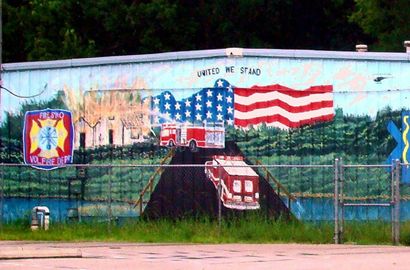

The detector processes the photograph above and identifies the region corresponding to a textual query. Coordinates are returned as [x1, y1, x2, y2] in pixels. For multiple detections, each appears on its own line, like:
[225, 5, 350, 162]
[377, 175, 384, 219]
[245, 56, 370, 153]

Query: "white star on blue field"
[151, 79, 234, 126]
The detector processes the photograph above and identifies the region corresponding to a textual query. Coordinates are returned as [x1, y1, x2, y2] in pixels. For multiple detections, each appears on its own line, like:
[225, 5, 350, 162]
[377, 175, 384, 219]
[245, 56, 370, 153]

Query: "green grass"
[1, 216, 406, 245]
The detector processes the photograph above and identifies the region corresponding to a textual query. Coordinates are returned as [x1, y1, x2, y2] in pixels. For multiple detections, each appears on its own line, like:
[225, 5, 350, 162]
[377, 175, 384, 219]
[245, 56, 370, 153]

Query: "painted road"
[0, 241, 409, 270]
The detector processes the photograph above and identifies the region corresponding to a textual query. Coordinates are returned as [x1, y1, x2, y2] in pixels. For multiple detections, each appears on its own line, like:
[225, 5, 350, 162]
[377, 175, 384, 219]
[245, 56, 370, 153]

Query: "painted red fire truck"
[205, 155, 260, 210]
[160, 122, 225, 151]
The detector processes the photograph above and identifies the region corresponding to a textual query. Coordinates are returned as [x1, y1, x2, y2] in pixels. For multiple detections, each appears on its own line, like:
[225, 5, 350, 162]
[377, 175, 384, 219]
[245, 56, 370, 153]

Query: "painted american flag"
[151, 79, 334, 129]
[151, 79, 234, 126]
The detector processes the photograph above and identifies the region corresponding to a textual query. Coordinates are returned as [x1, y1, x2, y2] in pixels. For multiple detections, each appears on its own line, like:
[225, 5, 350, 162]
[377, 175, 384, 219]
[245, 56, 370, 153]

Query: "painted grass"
[1, 216, 408, 245]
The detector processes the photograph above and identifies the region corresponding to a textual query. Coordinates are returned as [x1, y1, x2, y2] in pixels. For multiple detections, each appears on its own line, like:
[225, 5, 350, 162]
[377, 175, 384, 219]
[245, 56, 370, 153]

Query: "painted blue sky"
[2, 55, 410, 121]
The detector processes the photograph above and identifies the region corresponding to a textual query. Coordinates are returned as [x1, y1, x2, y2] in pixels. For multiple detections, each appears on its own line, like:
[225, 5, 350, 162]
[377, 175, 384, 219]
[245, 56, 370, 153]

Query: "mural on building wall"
[23, 108, 74, 170]
[56, 78, 335, 153]
[205, 155, 261, 210]
[1, 50, 410, 195]
[152, 79, 333, 151]
[64, 89, 152, 148]
[386, 111, 410, 183]
[0, 56, 407, 155]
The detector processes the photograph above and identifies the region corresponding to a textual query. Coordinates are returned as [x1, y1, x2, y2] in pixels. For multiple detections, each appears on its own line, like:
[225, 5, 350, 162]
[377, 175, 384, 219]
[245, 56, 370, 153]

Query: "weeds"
[2, 216, 401, 245]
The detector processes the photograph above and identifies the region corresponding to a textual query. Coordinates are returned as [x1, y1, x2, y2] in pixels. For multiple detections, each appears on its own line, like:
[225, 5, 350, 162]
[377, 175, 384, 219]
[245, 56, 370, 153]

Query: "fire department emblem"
[23, 109, 74, 170]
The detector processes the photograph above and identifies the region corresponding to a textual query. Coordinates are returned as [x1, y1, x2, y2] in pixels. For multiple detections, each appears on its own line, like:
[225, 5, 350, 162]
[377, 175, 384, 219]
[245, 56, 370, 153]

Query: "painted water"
[291, 197, 409, 221]
[1, 198, 139, 223]
[2, 197, 410, 222]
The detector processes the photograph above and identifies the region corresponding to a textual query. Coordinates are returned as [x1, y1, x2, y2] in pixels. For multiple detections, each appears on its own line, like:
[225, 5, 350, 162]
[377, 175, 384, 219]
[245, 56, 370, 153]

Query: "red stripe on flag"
[234, 100, 333, 113]
[234, 113, 335, 129]
[235, 85, 333, 98]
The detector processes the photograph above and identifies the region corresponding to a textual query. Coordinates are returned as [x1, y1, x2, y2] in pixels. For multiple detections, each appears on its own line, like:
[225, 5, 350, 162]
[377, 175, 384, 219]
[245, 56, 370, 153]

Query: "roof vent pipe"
[404, 41, 410, 53]
[356, 44, 368, 52]
[225, 48, 243, 58]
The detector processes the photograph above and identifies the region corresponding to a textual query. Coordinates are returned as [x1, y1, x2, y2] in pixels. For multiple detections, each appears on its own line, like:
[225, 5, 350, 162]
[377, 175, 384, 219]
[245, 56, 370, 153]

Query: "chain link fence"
[0, 160, 409, 244]
[0, 164, 159, 223]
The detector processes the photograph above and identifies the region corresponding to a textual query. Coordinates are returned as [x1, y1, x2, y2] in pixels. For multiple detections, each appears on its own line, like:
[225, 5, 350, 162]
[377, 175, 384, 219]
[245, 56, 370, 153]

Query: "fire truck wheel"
[189, 140, 198, 152]
[168, 140, 175, 147]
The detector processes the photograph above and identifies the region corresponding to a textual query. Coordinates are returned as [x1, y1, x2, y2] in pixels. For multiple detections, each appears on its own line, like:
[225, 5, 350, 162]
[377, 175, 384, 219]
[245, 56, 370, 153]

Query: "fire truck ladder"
[133, 148, 175, 215]
[253, 159, 297, 211]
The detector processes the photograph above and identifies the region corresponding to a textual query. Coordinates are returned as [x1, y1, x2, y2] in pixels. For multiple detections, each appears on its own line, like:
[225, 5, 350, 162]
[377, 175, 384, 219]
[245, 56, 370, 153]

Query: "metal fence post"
[391, 160, 395, 244]
[108, 166, 113, 231]
[218, 164, 222, 234]
[139, 194, 143, 215]
[334, 158, 340, 244]
[139, 168, 143, 216]
[394, 159, 401, 245]
[339, 158, 344, 244]
[0, 164, 4, 229]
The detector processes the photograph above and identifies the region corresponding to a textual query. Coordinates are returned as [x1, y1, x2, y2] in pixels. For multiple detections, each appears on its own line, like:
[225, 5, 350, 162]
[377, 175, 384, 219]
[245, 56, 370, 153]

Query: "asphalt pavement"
[0, 241, 409, 270]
